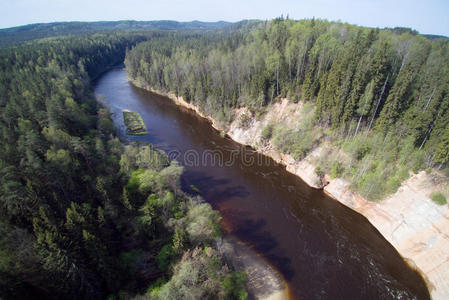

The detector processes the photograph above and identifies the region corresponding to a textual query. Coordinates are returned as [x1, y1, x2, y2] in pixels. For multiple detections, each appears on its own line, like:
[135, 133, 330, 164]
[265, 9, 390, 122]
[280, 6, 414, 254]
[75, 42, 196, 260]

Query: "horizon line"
[0, 18, 447, 38]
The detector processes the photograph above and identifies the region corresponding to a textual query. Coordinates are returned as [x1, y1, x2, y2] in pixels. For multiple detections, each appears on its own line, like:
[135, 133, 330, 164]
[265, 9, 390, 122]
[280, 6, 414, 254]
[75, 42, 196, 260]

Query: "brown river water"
[94, 67, 430, 300]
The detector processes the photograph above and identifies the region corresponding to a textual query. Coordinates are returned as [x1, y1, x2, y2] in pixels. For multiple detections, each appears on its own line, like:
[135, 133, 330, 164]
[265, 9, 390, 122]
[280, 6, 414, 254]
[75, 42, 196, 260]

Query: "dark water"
[95, 67, 429, 300]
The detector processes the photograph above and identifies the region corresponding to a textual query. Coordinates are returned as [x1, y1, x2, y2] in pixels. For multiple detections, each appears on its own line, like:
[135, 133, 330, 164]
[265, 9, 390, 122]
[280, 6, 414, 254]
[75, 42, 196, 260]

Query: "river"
[94, 66, 429, 299]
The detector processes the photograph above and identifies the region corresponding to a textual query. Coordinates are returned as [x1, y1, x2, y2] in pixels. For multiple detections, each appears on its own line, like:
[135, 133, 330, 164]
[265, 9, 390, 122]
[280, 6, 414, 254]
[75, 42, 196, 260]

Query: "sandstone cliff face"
[131, 79, 448, 299]
[225, 100, 323, 189]
[325, 174, 449, 299]
[226, 100, 449, 300]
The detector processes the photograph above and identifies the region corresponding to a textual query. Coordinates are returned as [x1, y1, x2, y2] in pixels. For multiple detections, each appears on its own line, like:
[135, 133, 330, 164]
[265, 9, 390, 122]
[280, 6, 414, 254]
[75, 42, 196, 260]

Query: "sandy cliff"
[131, 78, 448, 299]
[324, 174, 449, 299]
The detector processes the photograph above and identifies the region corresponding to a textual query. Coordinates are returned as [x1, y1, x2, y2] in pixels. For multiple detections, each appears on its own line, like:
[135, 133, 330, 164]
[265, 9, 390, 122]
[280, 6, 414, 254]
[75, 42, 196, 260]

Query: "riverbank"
[129, 76, 448, 299]
[223, 236, 289, 300]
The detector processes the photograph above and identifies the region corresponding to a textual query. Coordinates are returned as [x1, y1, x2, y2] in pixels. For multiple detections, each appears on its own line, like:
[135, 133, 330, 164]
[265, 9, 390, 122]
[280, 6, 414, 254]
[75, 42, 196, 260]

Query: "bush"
[291, 130, 315, 160]
[384, 167, 410, 195]
[341, 132, 428, 202]
[186, 203, 221, 245]
[120, 249, 142, 273]
[156, 247, 232, 299]
[356, 170, 385, 202]
[261, 124, 273, 140]
[156, 244, 175, 272]
[355, 142, 371, 160]
[271, 122, 320, 160]
[315, 166, 324, 178]
[238, 112, 252, 128]
[222, 271, 248, 300]
[330, 161, 344, 179]
[410, 151, 426, 173]
[98, 117, 114, 134]
[431, 192, 447, 205]
[272, 126, 294, 153]
[146, 278, 167, 298]
[344, 135, 374, 161]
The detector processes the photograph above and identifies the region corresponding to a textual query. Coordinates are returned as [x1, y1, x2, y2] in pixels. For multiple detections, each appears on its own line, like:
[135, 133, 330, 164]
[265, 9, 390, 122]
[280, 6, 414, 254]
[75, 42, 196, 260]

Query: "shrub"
[146, 277, 167, 297]
[410, 151, 426, 173]
[172, 227, 187, 254]
[355, 142, 371, 160]
[156, 246, 247, 299]
[356, 171, 385, 202]
[135, 145, 168, 171]
[189, 184, 202, 194]
[120, 249, 142, 273]
[238, 112, 252, 128]
[261, 124, 273, 140]
[271, 122, 319, 160]
[343, 135, 373, 161]
[98, 117, 114, 134]
[292, 130, 315, 160]
[186, 203, 221, 245]
[431, 192, 447, 205]
[156, 244, 175, 272]
[222, 271, 248, 300]
[315, 166, 324, 178]
[272, 126, 294, 153]
[330, 161, 344, 179]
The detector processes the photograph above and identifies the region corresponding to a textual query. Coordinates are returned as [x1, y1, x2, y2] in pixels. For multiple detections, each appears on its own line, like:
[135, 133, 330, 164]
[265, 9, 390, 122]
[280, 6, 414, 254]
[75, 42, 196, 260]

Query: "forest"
[0, 29, 246, 299]
[0, 20, 233, 47]
[125, 18, 449, 201]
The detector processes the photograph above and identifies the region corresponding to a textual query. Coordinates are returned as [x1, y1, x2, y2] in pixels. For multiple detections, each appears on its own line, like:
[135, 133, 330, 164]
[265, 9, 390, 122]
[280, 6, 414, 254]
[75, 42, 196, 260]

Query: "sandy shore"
[223, 236, 288, 300]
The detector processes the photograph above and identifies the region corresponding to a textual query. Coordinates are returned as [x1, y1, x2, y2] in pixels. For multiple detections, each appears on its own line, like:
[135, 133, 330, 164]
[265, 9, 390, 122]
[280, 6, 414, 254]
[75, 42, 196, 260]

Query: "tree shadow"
[180, 170, 231, 195]
[210, 185, 251, 203]
[231, 216, 295, 281]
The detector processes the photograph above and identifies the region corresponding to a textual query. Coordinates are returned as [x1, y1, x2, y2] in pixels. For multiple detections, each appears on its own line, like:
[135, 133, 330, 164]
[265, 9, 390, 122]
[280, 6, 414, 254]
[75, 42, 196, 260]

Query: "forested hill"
[0, 20, 235, 47]
[125, 18, 449, 201]
[0, 30, 246, 299]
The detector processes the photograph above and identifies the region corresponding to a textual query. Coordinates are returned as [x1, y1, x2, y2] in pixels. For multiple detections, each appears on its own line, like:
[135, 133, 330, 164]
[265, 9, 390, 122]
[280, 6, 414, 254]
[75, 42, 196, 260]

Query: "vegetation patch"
[123, 109, 147, 135]
[261, 123, 274, 140]
[330, 161, 344, 179]
[189, 184, 202, 194]
[431, 192, 447, 205]
[238, 112, 252, 128]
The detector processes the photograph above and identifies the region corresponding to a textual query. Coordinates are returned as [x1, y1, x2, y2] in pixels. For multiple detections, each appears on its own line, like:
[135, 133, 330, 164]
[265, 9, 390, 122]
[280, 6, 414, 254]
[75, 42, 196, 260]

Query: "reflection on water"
[95, 67, 430, 300]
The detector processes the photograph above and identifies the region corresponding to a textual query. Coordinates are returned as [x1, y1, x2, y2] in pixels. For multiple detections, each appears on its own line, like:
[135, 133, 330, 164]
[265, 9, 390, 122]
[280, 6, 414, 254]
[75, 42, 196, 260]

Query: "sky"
[1, 0, 448, 36]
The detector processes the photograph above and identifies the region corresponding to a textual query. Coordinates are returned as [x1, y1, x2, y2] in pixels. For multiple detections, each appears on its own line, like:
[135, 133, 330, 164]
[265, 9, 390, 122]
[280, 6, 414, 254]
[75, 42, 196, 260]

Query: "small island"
[123, 109, 147, 135]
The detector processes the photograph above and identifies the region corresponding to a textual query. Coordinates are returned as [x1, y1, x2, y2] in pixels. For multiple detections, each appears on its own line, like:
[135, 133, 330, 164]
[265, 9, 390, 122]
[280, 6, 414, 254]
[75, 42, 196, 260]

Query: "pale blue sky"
[1, 0, 448, 36]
